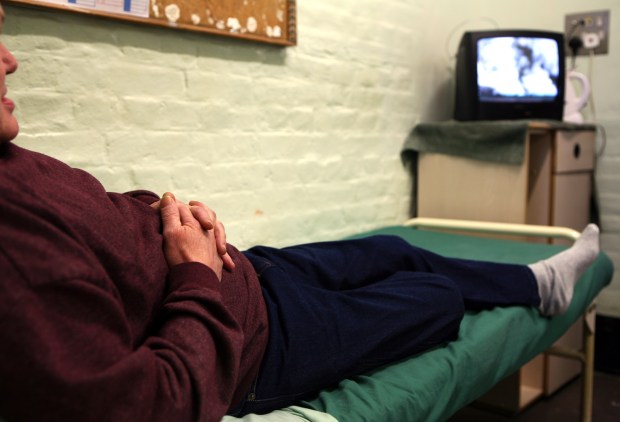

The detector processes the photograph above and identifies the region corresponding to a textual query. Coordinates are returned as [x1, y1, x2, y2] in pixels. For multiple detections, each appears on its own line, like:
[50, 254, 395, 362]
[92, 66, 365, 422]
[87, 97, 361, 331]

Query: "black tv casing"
[454, 29, 565, 121]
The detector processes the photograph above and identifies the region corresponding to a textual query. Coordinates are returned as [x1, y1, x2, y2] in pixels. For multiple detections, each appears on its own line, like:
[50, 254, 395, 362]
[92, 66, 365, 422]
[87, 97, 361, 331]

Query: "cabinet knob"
[573, 143, 581, 159]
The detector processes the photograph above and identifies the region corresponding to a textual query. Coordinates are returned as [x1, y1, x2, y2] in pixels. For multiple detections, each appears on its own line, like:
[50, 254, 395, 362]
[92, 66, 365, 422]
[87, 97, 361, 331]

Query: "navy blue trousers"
[234, 235, 540, 415]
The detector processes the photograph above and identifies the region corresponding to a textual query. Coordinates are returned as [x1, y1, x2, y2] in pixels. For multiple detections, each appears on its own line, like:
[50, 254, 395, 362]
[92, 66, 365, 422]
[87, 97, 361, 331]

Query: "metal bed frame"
[403, 218, 595, 422]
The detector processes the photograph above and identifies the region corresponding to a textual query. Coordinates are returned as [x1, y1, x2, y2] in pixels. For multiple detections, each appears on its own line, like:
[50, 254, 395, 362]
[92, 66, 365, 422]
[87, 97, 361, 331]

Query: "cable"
[568, 36, 583, 70]
[445, 16, 500, 62]
[566, 19, 585, 70]
[595, 123, 607, 158]
[587, 49, 597, 121]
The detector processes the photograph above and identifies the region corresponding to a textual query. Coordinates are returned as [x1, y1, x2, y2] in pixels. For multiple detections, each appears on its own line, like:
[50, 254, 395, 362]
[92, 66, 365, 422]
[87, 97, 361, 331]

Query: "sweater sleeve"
[123, 190, 161, 205]
[0, 254, 244, 422]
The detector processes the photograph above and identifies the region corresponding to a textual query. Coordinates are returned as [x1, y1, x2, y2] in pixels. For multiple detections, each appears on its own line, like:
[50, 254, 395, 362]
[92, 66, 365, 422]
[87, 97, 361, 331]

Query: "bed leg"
[581, 303, 596, 422]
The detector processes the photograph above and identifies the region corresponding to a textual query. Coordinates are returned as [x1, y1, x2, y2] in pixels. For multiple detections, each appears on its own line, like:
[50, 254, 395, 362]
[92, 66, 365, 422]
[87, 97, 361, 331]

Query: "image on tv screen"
[477, 36, 559, 102]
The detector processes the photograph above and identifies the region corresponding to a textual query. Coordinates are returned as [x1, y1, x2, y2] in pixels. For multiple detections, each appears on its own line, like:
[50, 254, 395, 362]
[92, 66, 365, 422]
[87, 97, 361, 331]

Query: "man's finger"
[177, 201, 199, 227]
[214, 221, 227, 255]
[222, 252, 235, 271]
[188, 200, 205, 208]
[159, 193, 180, 230]
[189, 205, 215, 230]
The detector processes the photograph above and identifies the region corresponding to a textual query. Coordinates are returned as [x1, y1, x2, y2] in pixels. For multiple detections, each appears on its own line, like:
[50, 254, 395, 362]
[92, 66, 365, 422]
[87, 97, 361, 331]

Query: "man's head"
[0, 3, 19, 144]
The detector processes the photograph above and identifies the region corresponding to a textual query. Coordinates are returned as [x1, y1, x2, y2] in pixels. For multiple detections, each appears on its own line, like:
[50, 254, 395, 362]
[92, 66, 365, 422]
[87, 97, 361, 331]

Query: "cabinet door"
[545, 129, 595, 396]
[552, 172, 592, 231]
[417, 152, 529, 222]
[417, 130, 553, 229]
[553, 130, 596, 173]
[551, 129, 595, 234]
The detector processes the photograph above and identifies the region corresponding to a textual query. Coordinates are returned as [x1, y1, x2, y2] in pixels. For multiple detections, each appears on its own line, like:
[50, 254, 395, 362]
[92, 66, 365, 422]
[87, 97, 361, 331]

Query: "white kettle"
[563, 70, 591, 124]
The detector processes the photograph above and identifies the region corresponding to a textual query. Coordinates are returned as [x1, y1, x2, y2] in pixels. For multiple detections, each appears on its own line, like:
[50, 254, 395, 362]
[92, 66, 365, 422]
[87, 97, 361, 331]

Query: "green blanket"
[303, 226, 613, 422]
[401, 120, 597, 165]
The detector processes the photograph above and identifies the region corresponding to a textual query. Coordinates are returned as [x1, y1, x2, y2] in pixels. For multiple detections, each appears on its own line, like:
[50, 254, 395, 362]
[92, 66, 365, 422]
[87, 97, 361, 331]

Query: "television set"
[453, 30, 565, 121]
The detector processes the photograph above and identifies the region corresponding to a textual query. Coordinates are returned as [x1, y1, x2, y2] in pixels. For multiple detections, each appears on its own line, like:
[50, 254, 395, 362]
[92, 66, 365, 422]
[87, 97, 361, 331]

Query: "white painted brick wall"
[4, 1, 417, 251]
[4, 0, 620, 315]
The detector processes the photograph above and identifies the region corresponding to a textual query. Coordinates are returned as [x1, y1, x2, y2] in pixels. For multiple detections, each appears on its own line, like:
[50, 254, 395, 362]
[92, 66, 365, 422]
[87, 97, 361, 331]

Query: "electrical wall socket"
[564, 10, 610, 56]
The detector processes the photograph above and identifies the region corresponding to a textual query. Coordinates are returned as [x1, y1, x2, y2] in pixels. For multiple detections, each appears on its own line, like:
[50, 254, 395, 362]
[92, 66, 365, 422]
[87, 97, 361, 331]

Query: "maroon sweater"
[0, 142, 268, 421]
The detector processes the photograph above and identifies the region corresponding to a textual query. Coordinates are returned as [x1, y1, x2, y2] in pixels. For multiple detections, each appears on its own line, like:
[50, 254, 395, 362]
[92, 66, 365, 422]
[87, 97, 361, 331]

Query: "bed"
[224, 218, 614, 422]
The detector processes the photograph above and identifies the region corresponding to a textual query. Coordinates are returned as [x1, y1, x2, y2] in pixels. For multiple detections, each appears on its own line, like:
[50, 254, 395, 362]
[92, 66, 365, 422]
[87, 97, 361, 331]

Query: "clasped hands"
[151, 192, 234, 281]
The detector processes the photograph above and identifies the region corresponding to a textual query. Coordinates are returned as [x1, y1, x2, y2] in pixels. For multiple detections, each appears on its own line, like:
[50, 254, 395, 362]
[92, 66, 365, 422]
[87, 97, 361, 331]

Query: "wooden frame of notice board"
[5, 0, 297, 46]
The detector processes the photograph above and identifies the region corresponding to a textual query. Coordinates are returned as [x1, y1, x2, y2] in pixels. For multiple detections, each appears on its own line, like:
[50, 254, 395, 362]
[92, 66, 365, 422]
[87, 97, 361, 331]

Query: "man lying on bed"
[0, 4, 601, 422]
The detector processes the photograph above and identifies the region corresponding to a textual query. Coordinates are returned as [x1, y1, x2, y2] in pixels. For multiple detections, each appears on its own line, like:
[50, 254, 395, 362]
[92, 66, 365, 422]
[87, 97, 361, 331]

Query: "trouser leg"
[246, 234, 540, 310]
[238, 235, 540, 415]
[239, 263, 464, 415]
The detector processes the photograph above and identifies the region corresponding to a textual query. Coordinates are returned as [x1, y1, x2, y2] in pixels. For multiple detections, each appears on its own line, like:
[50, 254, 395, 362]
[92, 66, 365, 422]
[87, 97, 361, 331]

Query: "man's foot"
[529, 224, 600, 316]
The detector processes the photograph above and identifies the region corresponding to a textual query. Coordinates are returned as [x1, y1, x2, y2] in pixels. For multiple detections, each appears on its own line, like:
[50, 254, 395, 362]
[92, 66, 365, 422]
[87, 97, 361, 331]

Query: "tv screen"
[477, 36, 560, 102]
[454, 30, 565, 121]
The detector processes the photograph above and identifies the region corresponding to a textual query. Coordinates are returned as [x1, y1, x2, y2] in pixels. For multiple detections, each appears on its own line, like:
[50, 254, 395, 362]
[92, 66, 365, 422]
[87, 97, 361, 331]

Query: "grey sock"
[529, 224, 600, 316]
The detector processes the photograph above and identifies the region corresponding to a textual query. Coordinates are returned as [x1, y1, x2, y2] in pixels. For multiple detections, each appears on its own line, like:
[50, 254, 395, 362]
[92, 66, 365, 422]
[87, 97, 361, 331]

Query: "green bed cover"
[300, 226, 614, 422]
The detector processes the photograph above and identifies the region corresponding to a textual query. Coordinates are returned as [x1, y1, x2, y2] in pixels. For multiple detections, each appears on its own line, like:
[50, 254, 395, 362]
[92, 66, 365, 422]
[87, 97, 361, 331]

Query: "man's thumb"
[161, 192, 176, 207]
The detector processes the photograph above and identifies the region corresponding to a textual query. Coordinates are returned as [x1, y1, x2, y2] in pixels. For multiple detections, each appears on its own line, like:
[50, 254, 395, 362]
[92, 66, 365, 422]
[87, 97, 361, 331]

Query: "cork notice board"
[6, 0, 297, 46]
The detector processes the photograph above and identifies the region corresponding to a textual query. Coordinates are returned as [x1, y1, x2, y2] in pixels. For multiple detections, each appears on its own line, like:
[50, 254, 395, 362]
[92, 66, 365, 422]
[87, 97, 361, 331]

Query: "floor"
[449, 371, 620, 421]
